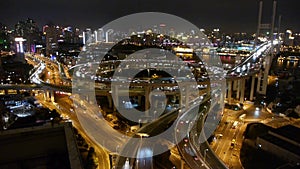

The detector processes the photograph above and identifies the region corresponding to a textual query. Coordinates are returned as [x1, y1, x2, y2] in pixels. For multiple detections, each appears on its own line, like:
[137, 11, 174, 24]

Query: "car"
[232, 121, 239, 129]
[225, 103, 243, 111]
[287, 56, 299, 61]
[230, 139, 236, 148]
[193, 156, 200, 161]
[184, 138, 189, 143]
[215, 134, 223, 139]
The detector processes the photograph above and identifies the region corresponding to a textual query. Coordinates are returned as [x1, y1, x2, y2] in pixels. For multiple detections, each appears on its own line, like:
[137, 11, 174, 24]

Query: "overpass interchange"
[14, 39, 280, 169]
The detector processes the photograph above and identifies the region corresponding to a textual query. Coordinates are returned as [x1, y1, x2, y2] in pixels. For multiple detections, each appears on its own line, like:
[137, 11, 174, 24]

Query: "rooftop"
[271, 125, 300, 143]
[0, 122, 83, 169]
[259, 134, 300, 156]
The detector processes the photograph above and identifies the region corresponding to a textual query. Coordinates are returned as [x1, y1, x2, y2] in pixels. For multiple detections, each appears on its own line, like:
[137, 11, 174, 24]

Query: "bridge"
[2, 39, 279, 169]
[110, 40, 279, 169]
[41, 41, 279, 105]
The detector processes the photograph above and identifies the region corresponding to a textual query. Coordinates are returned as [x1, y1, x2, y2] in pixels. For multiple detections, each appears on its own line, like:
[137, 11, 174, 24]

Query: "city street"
[210, 102, 275, 169]
[35, 94, 110, 169]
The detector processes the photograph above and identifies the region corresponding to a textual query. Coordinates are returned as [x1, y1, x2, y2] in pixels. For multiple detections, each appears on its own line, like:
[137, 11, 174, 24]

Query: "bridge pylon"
[255, 0, 277, 95]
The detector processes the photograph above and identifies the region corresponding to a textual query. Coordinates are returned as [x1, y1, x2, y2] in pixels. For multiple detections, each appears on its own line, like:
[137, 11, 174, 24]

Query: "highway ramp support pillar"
[236, 79, 241, 100]
[227, 81, 232, 104]
[250, 75, 256, 101]
[239, 79, 245, 103]
[50, 90, 55, 102]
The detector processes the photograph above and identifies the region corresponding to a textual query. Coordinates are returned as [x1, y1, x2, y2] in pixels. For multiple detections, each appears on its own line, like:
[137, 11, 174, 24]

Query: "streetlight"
[136, 159, 139, 169]
[116, 145, 120, 153]
[203, 149, 208, 163]
[153, 110, 157, 120]
[138, 119, 142, 128]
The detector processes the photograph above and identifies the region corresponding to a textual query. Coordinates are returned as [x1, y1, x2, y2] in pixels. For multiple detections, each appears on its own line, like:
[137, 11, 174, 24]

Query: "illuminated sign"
[15, 37, 26, 42]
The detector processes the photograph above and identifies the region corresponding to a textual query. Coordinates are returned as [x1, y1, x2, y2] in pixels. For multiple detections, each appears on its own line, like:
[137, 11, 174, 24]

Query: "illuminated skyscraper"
[0, 23, 10, 51]
[284, 30, 294, 46]
[14, 37, 26, 63]
[14, 18, 41, 53]
[43, 24, 60, 56]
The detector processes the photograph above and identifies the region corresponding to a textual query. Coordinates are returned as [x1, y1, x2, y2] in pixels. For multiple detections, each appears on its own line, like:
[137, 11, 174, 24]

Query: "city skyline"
[0, 0, 300, 33]
[1, 1, 300, 169]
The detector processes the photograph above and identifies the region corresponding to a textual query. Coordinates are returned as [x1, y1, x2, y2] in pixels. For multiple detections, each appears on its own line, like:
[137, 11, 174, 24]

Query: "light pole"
[136, 159, 139, 169]
[153, 110, 157, 120]
[138, 119, 141, 128]
[116, 145, 119, 153]
[204, 149, 208, 163]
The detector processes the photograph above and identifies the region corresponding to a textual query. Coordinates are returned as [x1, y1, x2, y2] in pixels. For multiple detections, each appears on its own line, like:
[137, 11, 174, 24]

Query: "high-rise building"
[43, 24, 60, 56]
[0, 23, 10, 52]
[14, 37, 26, 63]
[62, 26, 81, 44]
[284, 30, 294, 46]
[14, 18, 41, 53]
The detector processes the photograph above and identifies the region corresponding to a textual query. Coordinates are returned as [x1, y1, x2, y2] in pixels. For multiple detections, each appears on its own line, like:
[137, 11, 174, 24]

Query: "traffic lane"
[175, 104, 212, 169]
[36, 95, 110, 169]
[114, 138, 153, 169]
[230, 124, 247, 169]
[71, 116, 110, 169]
[60, 103, 110, 169]
[116, 136, 177, 169]
[75, 104, 127, 151]
[214, 121, 231, 156]
[178, 140, 206, 169]
[114, 105, 188, 168]
[199, 142, 227, 169]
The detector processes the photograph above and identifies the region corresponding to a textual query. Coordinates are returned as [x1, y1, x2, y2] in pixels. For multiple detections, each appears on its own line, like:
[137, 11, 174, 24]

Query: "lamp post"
[136, 159, 139, 169]
[116, 145, 119, 153]
[204, 149, 209, 163]
[138, 119, 142, 128]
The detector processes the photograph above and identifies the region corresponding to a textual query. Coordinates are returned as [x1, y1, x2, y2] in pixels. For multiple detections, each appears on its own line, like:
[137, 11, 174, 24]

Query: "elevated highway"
[14, 40, 280, 169]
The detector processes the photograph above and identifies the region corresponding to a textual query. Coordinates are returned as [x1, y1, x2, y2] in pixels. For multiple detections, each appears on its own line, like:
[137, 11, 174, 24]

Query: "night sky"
[0, 0, 299, 33]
